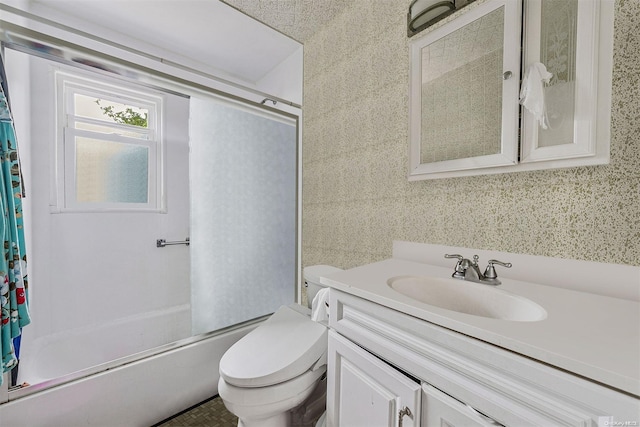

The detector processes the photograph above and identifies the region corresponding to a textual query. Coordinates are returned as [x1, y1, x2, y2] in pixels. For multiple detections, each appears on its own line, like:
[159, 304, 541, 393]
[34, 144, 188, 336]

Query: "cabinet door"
[408, 0, 522, 180]
[422, 383, 503, 427]
[327, 330, 421, 427]
[520, 0, 614, 166]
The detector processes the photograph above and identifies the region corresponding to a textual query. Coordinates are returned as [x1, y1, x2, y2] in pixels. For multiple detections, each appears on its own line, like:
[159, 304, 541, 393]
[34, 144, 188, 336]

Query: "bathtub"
[18, 304, 193, 385]
[0, 306, 259, 426]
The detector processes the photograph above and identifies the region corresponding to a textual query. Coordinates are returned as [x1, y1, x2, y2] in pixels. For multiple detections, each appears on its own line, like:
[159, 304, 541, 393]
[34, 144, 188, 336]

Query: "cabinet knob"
[398, 406, 412, 426]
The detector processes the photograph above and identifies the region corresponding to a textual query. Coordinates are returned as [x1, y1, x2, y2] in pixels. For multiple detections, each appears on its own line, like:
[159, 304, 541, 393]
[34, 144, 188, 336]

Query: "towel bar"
[156, 238, 190, 248]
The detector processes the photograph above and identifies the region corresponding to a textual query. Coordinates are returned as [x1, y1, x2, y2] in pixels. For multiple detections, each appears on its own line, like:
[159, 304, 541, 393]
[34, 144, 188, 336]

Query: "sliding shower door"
[3, 48, 299, 395]
[189, 97, 298, 334]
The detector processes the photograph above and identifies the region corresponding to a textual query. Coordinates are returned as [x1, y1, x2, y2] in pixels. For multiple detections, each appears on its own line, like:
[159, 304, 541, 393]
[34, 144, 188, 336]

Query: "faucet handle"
[444, 254, 465, 278]
[483, 259, 512, 280]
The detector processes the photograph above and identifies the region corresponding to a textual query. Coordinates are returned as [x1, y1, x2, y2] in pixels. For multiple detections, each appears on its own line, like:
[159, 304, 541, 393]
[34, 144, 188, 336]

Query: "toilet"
[218, 265, 343, 427]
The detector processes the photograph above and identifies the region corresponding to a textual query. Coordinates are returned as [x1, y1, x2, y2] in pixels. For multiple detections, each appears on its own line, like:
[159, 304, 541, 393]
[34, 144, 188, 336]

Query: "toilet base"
[237, 412, 290, 427]
[291, 377, 327, 427]
[224, 376, 327, 427]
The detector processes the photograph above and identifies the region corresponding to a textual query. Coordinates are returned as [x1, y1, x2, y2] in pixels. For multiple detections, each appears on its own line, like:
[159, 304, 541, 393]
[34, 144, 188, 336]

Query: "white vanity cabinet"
[327, 330, 421, 427]
[326, 289, 639, 427]
[422, 384, 502, 427]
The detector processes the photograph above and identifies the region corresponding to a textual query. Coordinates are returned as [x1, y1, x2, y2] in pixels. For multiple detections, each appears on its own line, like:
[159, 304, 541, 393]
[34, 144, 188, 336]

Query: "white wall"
[7, 52, 192, 341]
[257, 46, 304, 107]
[3, 48, 32, 277]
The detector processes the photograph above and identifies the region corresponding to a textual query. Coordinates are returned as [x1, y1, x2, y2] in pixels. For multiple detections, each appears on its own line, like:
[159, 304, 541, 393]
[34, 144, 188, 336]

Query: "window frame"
[54, 71, 165, 213]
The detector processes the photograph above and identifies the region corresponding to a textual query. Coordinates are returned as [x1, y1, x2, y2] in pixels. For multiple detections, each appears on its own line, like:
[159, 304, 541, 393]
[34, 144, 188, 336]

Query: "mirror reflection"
[419, 6, 505, 164]
[537, 0, 578, 148]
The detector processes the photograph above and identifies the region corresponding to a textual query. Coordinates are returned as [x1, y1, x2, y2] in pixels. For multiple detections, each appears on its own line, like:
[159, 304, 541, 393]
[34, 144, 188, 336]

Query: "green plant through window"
[95, 99, 148, 127]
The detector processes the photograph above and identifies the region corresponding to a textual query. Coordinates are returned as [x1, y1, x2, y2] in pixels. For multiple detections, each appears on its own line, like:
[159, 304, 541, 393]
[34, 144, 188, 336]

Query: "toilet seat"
[219, 305, 327, 388]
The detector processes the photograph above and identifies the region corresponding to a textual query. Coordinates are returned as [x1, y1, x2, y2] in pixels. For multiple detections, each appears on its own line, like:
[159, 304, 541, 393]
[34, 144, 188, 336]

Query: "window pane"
[75, 137, 149, 203]
[74, 93, 149, 128]
[75, 121, 149, 139]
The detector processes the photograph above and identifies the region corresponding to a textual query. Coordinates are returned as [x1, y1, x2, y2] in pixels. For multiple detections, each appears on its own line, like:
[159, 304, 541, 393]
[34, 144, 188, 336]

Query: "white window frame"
[54, 71, 165, 212]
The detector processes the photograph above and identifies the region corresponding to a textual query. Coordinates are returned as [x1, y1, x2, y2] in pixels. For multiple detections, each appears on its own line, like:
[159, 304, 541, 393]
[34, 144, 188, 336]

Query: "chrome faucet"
[444, 254, 512, 286]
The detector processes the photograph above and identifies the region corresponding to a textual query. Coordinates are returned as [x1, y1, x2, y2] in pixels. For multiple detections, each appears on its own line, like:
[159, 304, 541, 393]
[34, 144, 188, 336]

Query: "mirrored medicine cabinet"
[408, 0, 614, 181]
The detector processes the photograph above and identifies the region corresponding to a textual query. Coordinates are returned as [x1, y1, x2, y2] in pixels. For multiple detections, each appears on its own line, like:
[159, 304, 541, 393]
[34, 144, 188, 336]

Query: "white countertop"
[321, 257, 640, 397]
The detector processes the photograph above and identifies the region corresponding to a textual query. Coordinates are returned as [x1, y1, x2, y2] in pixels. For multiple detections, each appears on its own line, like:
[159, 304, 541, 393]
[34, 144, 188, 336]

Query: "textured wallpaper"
[301, 0, 640, 272]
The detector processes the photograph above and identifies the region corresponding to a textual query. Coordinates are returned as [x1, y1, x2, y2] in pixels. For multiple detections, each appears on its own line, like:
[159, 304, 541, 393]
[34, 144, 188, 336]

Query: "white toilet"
[218, 265, 343, 427]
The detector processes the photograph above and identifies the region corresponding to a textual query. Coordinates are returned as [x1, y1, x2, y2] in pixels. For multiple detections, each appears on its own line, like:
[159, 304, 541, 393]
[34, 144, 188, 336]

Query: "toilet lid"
[219, 305, 327, 388]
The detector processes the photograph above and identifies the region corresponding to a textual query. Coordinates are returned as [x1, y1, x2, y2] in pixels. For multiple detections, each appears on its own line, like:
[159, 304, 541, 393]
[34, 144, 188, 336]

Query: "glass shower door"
[189, 96, 298, 334]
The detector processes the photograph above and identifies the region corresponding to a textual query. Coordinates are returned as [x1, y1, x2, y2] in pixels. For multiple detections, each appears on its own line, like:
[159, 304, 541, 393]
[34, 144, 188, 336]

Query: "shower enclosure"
[190, 96, 297, 334]
[1, 48, 299, 405]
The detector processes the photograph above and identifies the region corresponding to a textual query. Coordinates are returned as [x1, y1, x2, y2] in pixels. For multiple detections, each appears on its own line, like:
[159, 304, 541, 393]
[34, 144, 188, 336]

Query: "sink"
[387, 276, 547, 321]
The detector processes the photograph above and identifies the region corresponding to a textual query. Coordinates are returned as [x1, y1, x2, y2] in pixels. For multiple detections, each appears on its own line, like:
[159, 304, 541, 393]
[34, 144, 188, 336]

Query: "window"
[56, 72, 164, 211]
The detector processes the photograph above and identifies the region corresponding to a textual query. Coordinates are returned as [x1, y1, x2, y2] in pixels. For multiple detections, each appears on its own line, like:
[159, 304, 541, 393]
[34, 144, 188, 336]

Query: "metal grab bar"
[156, 237, 190, 248]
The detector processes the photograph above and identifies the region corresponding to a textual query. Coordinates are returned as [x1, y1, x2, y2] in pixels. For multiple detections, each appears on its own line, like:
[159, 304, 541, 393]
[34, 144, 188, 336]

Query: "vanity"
[321, 242, 640, 426]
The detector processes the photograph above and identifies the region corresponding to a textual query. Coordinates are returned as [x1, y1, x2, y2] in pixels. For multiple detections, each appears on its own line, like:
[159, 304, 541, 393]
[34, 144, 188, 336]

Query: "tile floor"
[156, 396, 237, 427]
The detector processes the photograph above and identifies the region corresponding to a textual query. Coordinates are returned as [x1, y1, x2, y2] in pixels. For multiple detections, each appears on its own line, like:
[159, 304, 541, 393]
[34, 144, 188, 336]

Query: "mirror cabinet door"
[520, 0, 609, 164]
[409, 0, 522, 180]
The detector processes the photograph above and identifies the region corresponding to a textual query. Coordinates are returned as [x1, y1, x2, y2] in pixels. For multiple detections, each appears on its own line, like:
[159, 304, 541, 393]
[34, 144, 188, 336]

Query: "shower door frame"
[0, 23, 302, 403]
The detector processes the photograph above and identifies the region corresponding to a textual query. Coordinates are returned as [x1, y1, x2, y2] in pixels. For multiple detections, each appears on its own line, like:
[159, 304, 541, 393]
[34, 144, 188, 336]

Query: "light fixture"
[408, 0, 475, 37]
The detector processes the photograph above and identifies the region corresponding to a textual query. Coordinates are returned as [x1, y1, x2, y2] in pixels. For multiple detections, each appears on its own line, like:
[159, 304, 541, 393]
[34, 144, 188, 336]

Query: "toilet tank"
[303, 265, 343, 308]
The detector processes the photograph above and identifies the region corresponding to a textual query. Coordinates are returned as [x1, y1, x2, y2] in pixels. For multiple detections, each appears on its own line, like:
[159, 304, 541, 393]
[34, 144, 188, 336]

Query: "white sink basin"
[387, 276, 547, 321]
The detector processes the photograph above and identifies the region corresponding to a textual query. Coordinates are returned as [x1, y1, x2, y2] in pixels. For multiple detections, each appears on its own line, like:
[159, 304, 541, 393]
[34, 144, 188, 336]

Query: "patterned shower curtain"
[0, 54, 30, 386]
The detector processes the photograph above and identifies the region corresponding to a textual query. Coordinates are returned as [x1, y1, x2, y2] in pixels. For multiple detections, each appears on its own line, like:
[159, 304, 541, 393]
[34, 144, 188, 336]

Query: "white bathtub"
[0, 307, 259, 426]
[18, 305, 193, 385]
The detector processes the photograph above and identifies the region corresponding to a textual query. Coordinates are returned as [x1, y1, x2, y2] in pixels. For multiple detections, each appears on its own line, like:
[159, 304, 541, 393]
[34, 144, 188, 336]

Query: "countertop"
[321, 257, 640, 397]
